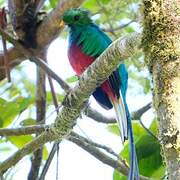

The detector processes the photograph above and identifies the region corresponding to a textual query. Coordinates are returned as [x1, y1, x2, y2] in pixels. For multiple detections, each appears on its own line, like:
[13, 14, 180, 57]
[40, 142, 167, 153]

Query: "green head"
[62, 8, 92, 26]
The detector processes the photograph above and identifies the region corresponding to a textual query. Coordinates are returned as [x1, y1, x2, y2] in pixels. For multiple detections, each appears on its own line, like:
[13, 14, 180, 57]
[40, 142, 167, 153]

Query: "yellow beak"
[59, 20, 65, 28]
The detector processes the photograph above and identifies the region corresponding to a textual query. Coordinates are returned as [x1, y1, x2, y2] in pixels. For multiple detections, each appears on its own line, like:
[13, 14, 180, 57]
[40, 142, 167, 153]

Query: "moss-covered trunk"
[143, 0, 180, 179]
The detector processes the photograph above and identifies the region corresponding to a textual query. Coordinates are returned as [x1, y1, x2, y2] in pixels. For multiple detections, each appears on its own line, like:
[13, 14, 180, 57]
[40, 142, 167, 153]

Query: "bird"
[62, 8, 139, 180]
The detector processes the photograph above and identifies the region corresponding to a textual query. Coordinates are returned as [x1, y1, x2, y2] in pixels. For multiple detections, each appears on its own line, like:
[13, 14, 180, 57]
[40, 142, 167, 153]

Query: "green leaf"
[0, 97, 34, 127]
[46, 91, 64, 104]
[112, 121, 165, 179]
[125, 26, 135, 33]
[100, 0, 110, 4]
[149, 119, 158, 134]
[49, 0, 58, 8]
[8, 135, 33, 148]
[113, 170, 126, 180]
[0, 98, 20, 127]
[66, 75, 78, 83]
[107, 124, 120, 136]
[139, 78, 151, 94]
[20, 118, 37, 126]
[83, 0, 99, 11]
[136, 135, 164, 177]
[57, 94, 65, 102]
[0, 0, 5, 6]
[43, 146, 49, 160]
[15, 96, 34, 112]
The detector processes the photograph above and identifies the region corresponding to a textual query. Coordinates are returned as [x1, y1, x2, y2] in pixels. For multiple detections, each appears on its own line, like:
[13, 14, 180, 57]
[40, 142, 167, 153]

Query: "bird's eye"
[74, 15, 80, 21]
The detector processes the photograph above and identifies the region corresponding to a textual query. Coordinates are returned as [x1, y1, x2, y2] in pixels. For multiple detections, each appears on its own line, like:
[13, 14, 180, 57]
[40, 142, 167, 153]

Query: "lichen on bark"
[142, 0, 180, 178]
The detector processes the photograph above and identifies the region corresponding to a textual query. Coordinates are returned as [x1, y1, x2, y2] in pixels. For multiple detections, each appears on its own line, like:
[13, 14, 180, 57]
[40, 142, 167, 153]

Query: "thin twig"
[139, 119, 158, 140]
[48, 76, 59, 109]
[38, 141, 59, 180]
[30, 57, 70, 92]
[70, 132, 119, 158]
[28, 52, 47, 180]
[68, 132, 149, 180]
[102, 20, 135, 32]
[85, 102, 152, 123]
[39, 59, 61, 180]
[131, 102, 152, 120]
[2, 38, 11, 82]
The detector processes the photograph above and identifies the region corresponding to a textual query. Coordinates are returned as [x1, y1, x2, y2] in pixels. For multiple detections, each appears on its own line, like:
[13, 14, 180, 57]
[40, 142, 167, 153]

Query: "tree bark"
[143, 0, 180, 179]
[28, 52, 47, 180]
[0, 0, 85, 81]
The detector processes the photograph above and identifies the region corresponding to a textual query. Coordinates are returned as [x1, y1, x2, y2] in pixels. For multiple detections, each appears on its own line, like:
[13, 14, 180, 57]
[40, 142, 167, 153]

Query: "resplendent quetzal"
[62, 8, 139, 180]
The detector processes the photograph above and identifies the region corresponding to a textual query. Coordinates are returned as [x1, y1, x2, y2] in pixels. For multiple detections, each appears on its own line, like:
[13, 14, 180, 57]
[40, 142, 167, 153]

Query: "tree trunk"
[143, 0, 180, 179]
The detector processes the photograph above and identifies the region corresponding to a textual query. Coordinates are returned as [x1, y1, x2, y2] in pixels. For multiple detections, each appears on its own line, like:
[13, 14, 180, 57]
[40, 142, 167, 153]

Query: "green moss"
[142, 0, 179, 72]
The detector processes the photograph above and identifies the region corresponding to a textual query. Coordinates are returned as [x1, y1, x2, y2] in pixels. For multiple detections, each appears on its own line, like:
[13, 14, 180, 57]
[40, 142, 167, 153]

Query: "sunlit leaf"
[83, 0, 99, 11]
[15, 96, 34, 112]
[0, 98, 20, 127]
[100, 0, 111, 4]
[113, 170, 126, 180]
[47, 91, 64, 104]
[0, 96, 34, 128]
[107, 124, 120, 136]
[57, 94, 65, 102]
[49, 0, 58, 8]
[43, 146, 49, 160]
[20, 118, 37, 126]
[112, 121, 165, 179]
[66, 75, 78, 83]
[8, 135, 33, 148]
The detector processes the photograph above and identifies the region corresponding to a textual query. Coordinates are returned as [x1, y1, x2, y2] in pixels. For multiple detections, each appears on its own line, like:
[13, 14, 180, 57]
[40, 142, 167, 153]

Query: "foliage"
[108, 120, 166, 179]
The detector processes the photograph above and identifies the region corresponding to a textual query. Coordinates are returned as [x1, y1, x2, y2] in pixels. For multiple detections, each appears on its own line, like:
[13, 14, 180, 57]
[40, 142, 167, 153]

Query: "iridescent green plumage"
[63, 8, 111, 56]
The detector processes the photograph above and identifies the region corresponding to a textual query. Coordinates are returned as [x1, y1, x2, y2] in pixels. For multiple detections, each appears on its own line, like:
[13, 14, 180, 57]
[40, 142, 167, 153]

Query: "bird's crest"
[63, 8, 92, 26]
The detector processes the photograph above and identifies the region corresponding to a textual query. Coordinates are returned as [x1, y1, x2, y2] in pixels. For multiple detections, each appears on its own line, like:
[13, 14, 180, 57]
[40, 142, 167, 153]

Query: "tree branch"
[0, 0, 85, 81]
[28, 51, 47, 180]
[0, 28, 70, 92]
[85, 102, 152, 123]
[0, 32, 142, 173]
[8, 0, 26, 39]
[68, 132, 129, 176]
[0, 130, 55, 174]
[29, 57, 70, 92]
[36, 0, 85, 48]
[0, 125, 47, 136]
[68, 132, 149, 180]
[102, 20, 135, 33]
[70, 132, 119, 158]
[131, 102, 152, 120]
[38, 141, 60, 180]
[0, 47, 24, 80]
[38, 57, 62, 180]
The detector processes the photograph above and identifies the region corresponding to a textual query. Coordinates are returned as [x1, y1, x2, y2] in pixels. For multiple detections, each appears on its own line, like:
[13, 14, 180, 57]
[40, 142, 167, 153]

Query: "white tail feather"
[112, 91, 128, 143]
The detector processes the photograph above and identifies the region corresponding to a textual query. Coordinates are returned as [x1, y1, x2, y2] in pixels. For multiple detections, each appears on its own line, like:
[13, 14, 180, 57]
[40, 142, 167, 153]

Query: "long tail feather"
[113, 92, 139, 180]
[127, 115, 139, 180]
[112, 92, 127, 143]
